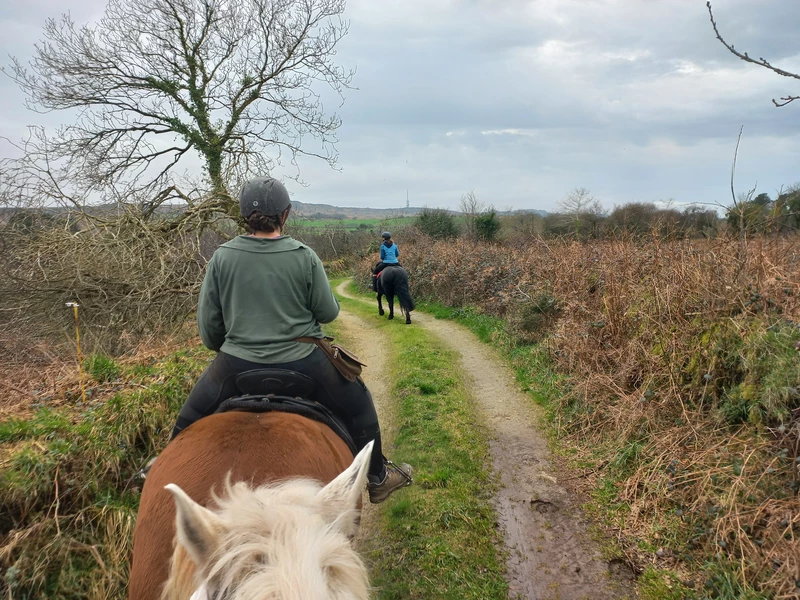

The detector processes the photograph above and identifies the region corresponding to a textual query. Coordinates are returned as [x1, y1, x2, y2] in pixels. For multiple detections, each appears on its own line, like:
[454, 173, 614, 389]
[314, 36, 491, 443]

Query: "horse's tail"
[399, 289, 415, 312]
[397, 274, 415, 312]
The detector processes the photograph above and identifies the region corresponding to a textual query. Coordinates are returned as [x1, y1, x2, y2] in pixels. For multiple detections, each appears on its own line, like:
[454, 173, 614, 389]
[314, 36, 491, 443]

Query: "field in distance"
[289, 215, 416, 230]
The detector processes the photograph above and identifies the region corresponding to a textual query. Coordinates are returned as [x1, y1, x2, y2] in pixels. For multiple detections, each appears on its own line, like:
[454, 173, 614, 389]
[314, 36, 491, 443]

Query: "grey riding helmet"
[381, 231, 392, 240]
[239, 177, 291, 218]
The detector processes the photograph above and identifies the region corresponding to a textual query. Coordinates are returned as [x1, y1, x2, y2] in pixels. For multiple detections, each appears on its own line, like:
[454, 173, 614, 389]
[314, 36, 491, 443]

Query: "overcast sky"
[1, 0, 799, 212]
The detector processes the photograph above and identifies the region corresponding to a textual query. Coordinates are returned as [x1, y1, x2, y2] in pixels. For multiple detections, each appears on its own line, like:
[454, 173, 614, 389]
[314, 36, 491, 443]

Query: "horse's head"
[164, 442, 373, 600]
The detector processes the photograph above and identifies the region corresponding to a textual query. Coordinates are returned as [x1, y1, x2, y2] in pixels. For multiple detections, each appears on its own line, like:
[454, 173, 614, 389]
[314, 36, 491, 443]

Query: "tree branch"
[707, 2, 800, 107]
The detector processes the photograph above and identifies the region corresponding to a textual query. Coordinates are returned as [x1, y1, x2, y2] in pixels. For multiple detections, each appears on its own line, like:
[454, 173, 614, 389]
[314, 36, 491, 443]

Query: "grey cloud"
[2, 0, 799, 212]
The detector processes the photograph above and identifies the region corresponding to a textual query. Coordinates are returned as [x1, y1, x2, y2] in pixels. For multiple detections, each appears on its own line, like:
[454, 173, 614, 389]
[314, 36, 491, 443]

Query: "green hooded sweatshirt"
[197, 235, 339, 364]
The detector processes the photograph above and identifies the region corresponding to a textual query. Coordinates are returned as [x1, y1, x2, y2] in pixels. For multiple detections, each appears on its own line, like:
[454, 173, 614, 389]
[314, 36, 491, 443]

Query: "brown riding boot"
[367, 461, 413, 504]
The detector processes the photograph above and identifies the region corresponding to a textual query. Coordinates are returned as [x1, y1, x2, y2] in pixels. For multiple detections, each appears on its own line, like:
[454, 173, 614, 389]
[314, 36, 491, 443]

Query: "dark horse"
[375, 265, 415, 324]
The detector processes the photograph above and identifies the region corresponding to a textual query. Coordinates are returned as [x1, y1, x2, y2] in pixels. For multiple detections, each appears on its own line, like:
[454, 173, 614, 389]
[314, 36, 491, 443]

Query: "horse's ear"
[165, 484, 224, 569]
[316, 441, 373, 533]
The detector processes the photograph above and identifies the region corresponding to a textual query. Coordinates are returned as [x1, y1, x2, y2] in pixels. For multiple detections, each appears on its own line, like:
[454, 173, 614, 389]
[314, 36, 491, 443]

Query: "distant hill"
[290, 201, 548, 219]
[497, 208, 548, 217]
[1, 202, 548, 221]
[290, 201, 423, 219]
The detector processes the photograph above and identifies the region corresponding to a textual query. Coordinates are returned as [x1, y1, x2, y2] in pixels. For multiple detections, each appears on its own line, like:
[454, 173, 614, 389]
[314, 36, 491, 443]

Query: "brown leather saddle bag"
[295, 336, 366, 382]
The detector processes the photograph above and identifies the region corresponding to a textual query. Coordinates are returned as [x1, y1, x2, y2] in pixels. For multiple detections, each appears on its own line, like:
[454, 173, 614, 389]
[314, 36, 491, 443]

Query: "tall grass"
[365, 235, 800, 598]
[0, 348, 210, 599]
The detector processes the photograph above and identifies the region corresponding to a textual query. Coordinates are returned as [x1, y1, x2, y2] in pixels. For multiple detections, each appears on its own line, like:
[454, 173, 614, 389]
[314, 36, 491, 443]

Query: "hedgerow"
[363, 235, 800, 597]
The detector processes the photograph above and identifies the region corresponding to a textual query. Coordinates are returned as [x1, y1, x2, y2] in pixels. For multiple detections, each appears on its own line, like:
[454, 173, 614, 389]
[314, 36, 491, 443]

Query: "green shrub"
[474, 209, 500, 242]
[685, 320, 800, 425]
[84, 354, 121, 383]
[416, 208, 460, 239]
[510, 293, 561, 341]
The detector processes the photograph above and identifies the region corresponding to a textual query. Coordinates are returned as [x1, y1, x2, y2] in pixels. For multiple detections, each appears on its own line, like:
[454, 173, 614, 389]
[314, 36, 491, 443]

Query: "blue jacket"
[380, 242, 399, 264]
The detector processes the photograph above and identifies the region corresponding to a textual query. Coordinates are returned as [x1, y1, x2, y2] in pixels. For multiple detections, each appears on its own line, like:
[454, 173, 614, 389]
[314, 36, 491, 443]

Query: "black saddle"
[214, 369, 356, 454]
[235, 368, 316, 397]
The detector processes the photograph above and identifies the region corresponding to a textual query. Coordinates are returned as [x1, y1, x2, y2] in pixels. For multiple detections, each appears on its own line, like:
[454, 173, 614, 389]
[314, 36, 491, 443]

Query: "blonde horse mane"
[161, 545, 196, 600]
[160, 446, 372, 600]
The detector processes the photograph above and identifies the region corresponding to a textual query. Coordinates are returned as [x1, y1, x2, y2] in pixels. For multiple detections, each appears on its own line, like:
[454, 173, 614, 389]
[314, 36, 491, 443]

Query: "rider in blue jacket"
[380, 232, 399, 265]
[372, 232, 400, 289]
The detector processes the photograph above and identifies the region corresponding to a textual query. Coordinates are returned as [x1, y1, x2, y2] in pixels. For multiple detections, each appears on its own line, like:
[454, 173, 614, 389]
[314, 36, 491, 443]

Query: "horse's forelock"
[216, 477, 324, 514]
[167, 478, 369, 600]
[212, 526, 368, 600]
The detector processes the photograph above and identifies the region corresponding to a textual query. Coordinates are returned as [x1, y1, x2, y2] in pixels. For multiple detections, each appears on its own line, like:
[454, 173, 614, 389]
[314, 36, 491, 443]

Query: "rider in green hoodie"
[172, 177, 413, 504]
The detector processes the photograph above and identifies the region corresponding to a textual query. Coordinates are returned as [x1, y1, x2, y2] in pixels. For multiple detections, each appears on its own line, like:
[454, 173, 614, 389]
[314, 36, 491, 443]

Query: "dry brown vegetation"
[0, 206, 389, 415]
[366, 234, 800, 598]
[0, 327, 207, 599]
[0, 211, 215, 352]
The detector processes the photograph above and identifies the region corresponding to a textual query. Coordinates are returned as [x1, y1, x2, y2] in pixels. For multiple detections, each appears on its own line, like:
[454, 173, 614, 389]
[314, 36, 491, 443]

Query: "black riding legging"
[374, 261, 401, 275]
[172, 348, 386, 480]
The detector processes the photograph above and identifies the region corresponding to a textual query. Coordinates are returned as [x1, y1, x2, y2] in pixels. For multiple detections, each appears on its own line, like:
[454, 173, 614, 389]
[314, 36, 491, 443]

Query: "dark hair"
[246, 210, 285, 234]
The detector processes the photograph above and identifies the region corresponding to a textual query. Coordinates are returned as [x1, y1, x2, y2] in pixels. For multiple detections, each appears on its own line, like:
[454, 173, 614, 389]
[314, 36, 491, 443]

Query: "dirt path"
[337, 281, 633, 600]
[328, 307, 395, 553]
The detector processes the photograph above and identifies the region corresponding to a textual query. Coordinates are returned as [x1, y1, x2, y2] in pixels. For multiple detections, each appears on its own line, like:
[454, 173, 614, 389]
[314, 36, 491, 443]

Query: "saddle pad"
[215, 395, 357, 455]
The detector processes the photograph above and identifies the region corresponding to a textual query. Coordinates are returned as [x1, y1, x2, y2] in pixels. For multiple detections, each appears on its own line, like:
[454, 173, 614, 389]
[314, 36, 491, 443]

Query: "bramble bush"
[360, 234, 800, 597]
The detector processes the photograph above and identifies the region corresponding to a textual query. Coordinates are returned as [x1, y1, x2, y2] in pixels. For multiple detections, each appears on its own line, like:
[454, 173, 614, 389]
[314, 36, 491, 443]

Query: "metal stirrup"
[385, 460, 413, 483]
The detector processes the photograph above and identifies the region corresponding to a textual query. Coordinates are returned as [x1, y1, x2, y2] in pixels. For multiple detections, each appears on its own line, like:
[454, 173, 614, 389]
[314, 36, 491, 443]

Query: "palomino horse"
[375, 265, 415, 324]
[128, 411, 373, 600]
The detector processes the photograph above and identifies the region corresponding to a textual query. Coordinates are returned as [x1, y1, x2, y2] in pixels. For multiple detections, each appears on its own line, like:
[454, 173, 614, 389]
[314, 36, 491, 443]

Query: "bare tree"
[0, 0, 355, 356]
[707, 2, 799, 107]
[459, 190, 485, 240]
[2, 0, 352, 220]
[559, 187, 605, 239]
[559, 187, 594, 215]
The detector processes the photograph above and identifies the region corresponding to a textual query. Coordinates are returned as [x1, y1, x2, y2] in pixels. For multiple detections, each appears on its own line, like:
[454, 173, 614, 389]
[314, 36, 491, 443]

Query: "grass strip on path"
[333, 281, 508, 600]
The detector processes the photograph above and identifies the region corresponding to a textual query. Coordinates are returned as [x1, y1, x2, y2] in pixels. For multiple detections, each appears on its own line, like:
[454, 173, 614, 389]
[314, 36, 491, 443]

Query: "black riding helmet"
[239, 177, 291, 218]
[381, 231, 392, 240]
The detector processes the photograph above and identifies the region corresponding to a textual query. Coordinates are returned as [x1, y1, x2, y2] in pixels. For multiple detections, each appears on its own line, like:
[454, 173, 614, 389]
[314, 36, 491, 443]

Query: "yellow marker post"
[66, 302, 87, 404]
